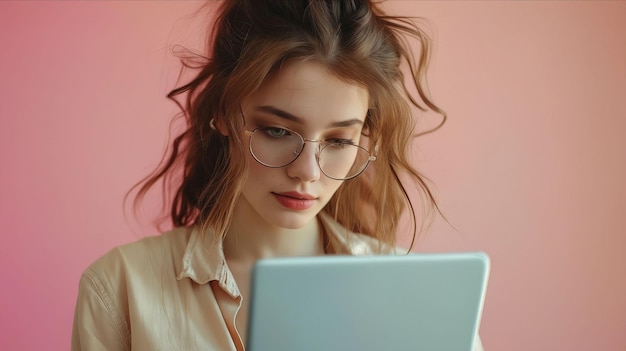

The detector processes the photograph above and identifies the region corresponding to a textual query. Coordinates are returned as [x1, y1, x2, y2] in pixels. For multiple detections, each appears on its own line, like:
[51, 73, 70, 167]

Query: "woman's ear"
[210, 118, 228, 136]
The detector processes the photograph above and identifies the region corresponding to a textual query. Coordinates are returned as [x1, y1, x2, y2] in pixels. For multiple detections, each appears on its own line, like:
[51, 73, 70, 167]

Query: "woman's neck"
[222, 200, 324, 264]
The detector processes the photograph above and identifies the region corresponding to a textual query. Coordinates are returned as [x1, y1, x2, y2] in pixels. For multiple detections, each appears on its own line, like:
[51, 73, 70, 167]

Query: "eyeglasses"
[243, 125, 376, 180]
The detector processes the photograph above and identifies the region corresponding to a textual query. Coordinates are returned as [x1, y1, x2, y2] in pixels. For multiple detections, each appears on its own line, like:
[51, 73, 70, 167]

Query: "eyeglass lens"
[248, 127, 372, 180]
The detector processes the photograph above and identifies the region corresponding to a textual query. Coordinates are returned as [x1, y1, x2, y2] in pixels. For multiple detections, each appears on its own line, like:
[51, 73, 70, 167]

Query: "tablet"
[246, 252, 489, 351]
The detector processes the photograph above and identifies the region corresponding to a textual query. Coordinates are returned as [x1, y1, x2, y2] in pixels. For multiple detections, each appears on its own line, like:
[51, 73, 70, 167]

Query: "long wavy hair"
[131, 0, 445, 251]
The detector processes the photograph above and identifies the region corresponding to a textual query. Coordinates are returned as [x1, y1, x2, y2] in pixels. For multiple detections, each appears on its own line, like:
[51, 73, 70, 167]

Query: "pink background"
[1, 1, 625, 350]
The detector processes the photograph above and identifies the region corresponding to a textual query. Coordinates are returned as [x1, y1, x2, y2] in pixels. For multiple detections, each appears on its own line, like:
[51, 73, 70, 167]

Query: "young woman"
[72, 1, 484, 350]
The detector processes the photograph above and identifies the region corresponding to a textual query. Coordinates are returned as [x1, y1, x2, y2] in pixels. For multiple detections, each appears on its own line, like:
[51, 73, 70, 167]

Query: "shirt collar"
[176, 226, 241, 297]
[175, 212, 383, 296]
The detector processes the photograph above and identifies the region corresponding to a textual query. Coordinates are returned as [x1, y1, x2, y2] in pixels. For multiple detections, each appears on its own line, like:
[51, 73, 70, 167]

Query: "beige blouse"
[71, 213, 484, 350]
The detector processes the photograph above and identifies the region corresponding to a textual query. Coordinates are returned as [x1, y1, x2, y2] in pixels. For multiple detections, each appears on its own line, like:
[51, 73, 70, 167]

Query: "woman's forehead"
[242, 61, 369, 126]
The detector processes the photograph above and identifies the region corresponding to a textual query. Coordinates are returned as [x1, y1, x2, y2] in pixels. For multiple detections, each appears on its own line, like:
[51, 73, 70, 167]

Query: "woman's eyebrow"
[255, 105, 302, 123]
[330, 119, 363, 128]
[254, 105, 364, 128]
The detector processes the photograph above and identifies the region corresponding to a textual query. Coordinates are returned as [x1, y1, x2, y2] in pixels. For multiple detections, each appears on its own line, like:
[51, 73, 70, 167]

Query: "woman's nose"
[286, 142, 321, 182]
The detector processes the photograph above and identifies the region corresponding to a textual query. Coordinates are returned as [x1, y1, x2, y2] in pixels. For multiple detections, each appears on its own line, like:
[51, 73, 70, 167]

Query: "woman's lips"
[272, 192, 316, 210]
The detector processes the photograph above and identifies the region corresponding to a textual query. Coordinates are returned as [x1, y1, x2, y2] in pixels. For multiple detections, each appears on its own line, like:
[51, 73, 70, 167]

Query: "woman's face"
[237, 60, 369, 230]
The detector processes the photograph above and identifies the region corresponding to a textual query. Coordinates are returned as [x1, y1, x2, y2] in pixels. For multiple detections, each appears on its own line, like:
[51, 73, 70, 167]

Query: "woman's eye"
[261, 127, 290, 138]
[327, 138, 356, 145]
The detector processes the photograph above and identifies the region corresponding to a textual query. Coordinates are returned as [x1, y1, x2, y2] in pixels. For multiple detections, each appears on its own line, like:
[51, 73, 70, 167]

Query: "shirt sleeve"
[71, 269, 130, 351]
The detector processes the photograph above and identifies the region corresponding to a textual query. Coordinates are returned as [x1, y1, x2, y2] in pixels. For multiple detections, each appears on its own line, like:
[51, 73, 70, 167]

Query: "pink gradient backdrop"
[1, 1, 624, 350]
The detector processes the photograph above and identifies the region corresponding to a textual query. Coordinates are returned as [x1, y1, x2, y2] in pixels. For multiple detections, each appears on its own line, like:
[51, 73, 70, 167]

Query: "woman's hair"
[131, 0, 445, 250]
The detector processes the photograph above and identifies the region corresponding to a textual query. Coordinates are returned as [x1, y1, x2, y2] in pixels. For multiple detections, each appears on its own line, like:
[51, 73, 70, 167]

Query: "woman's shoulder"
[318, 212, 406, 255]
[82, 227, 193, 281]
